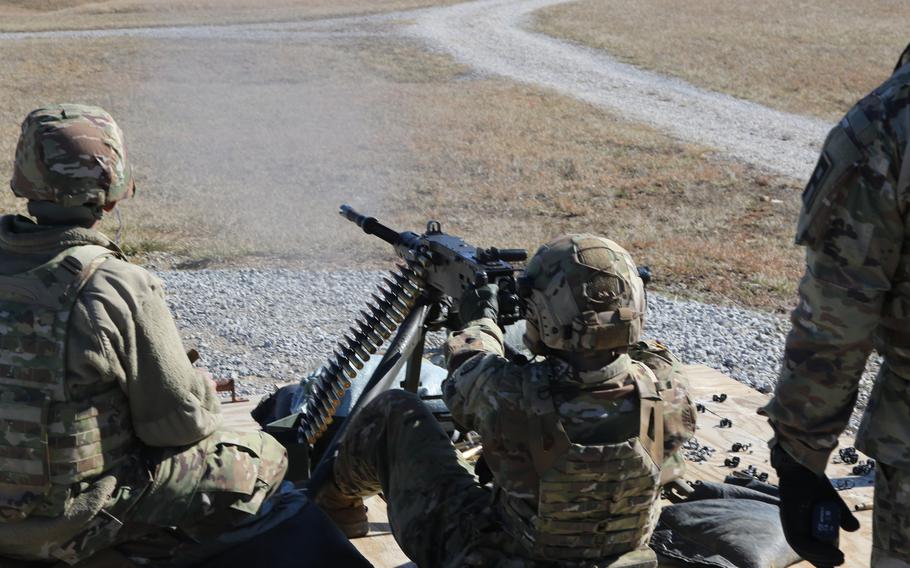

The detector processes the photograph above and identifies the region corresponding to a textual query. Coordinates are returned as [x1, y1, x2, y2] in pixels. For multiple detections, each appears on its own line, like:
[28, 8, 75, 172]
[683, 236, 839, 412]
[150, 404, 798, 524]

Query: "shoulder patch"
[795, 120, 866, 246]
[803, 150, 832, 211]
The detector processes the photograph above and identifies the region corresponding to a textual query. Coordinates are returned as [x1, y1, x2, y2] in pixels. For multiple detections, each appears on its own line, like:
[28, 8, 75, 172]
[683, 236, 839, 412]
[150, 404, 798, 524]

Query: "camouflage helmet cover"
[10, 104, 134, 207]
[522, 234, 645, 355]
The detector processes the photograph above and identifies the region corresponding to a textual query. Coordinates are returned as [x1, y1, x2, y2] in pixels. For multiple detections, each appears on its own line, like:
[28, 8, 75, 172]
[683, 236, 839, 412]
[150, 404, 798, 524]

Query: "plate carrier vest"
[498, 361, 664, 563]
[0, 244, 134, 522]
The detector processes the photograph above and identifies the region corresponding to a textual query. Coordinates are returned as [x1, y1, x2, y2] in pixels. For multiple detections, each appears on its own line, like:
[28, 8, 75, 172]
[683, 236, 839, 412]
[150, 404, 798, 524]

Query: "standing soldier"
[317, 234, 696, 567]
[762, 45, 910, 567]
[0, 104, 367, 567]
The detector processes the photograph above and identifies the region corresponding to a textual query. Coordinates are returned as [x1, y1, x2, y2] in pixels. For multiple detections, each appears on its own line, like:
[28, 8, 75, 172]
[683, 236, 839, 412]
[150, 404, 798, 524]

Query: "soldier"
[761, 46, 910, 567]
[317, 234, 696, 567]
[0, 104, 368, 567]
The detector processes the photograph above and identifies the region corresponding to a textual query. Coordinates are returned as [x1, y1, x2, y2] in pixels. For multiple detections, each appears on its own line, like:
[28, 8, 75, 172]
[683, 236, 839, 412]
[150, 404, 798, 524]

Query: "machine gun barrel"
[339, 205, 421, 251]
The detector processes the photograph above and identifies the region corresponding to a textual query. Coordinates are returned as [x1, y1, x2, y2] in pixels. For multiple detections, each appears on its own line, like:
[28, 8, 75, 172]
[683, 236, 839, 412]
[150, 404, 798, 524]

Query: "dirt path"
[0, 11, 402, 41]
[407, 0, 830, 181]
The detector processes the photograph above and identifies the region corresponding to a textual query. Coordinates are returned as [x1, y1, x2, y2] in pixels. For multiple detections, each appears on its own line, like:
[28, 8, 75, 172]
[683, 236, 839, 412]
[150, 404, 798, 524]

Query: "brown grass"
[0, 13, 803, 311]
[385, 80, 803, 311]
[535, 0, 910, 121]
[0, 0, 454, 31]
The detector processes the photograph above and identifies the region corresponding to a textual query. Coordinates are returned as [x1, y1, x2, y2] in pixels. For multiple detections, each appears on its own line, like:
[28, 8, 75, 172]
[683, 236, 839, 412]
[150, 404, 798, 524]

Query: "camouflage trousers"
[56, 430, 290, 567]
[333, 390, 504, 567]
[332, 390, 656, 568]
[873, 463, 910, 567]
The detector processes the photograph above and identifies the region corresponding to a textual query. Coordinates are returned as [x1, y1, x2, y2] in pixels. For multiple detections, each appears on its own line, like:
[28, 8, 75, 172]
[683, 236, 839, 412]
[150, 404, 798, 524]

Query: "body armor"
[0, 244, 134, 522]
[496, 361, 664, 562]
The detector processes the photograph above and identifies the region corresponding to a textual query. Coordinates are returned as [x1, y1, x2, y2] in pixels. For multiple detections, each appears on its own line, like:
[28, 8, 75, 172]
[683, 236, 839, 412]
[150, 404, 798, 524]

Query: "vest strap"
[632, 363, 664, 469]
[524, 364, 572, 476]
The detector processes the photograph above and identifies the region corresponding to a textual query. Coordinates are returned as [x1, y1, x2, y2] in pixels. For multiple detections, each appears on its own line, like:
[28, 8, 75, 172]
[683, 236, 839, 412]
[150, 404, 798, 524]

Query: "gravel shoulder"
[158, 268, 876, 431]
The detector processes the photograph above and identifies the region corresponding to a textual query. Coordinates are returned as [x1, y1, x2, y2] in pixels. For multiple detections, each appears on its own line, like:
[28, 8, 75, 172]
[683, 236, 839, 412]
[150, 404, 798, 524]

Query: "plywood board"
[351, 497, 416, 568]
[220, 395, 264, 432]
[679, 365, 873, 567]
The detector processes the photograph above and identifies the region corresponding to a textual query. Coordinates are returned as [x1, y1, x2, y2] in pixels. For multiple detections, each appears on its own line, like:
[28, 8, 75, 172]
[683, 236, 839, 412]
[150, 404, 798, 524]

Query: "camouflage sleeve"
[660, 361, 696, 475]
[761, 107, 906, 473]
[442, 317, 522, 432]
[70, 259, 222, 447]
[630, 341, 696, 483]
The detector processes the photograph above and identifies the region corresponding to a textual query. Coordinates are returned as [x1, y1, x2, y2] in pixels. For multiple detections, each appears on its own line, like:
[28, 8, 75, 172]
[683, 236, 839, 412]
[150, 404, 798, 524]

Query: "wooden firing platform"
[221, 365, 873, 567]
[680, 365, 873, 568]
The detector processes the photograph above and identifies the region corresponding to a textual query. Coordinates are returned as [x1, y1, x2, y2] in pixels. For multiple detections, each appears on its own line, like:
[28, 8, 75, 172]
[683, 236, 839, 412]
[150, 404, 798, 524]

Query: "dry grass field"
[391, 81, 803, 310]
[0, 2, 805, 311]
[0, 0, 454, 31]
[536, 0, 910, 121]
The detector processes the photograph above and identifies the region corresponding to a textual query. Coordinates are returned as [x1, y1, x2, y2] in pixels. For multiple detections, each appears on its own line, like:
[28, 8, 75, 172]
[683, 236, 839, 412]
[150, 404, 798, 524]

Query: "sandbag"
[723, 475, 780, 498]
[198, 491, 371, 568]
[650, 499, 800, 568]
[688, 480, 780, 505]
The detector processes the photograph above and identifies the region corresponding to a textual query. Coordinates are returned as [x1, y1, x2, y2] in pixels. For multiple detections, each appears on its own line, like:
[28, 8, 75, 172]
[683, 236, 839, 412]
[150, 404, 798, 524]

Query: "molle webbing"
[505, 362, 663, 561]
[0, 245, 131, 522]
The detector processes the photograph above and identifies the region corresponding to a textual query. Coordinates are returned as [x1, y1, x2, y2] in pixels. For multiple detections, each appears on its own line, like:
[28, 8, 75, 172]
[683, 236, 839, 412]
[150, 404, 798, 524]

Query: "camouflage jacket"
[443, 318, 695, 488]
[0, 215, 222, 559]
[761, 64, 910, 473]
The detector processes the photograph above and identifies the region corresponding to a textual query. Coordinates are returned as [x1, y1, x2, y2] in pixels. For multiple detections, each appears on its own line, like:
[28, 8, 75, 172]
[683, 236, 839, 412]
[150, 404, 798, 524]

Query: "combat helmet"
[520, 234, 645, 356]
[10, 104, 134, 220]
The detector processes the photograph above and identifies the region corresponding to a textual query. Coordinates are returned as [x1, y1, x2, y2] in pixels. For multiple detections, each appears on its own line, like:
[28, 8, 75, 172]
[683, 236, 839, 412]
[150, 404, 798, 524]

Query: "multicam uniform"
[761, 62, 910, 565]
[332, 319, 695, 567]
[0, 105, 291, 567]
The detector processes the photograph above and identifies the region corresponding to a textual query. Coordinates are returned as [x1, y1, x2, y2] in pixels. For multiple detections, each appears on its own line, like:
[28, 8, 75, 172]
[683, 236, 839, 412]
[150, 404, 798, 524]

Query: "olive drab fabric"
[11, 104, 135, 207]
[760, 51, 910, 565]
[0, 244, 130, 522]
[522, 235, 645, 358]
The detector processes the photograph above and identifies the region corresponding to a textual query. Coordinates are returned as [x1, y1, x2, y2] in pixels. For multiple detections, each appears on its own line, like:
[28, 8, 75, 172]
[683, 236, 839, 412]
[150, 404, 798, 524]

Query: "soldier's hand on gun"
[771, 445, 860, 567]
[459, 283, 500, 326]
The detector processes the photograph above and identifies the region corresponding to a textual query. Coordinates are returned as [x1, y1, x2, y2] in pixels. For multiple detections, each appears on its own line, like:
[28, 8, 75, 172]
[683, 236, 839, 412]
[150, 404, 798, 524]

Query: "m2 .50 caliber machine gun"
[266, 205, 528, 491]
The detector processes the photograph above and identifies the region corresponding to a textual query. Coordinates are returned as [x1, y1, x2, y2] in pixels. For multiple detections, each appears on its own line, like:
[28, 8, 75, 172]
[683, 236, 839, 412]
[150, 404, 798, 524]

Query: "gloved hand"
[458, 283, 499, 326]
[771, 445, 860, 567]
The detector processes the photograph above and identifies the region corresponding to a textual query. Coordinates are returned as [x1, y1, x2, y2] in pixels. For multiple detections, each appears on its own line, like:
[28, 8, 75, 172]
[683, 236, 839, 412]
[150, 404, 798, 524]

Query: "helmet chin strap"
[27, 201, 100, 227]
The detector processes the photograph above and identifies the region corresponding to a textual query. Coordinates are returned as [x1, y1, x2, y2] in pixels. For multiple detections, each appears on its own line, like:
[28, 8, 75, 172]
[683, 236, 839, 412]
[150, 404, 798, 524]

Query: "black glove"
[771, 445, 860, 567]
[458, 283, 499, 326]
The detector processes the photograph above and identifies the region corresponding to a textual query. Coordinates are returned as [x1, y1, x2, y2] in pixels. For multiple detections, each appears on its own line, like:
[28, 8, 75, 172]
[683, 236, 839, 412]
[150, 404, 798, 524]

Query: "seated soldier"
[317, 234, 696, 567]
[0, 104, 368, 567]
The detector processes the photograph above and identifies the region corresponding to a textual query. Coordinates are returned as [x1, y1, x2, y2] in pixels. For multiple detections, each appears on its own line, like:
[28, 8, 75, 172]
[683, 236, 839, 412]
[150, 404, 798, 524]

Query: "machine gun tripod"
[265, 205, 529, 493]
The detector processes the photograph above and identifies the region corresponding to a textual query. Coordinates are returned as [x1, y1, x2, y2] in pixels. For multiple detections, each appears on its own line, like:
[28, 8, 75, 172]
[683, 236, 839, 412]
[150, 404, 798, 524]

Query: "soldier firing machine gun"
[266, 205, 529, 491]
